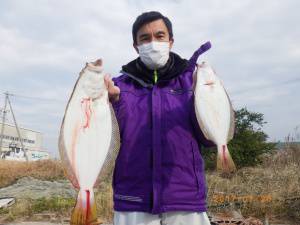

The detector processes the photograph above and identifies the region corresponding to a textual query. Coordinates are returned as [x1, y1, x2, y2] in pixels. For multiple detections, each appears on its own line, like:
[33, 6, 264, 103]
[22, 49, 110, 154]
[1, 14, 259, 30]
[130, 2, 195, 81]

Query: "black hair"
[132, 11, 173, 44]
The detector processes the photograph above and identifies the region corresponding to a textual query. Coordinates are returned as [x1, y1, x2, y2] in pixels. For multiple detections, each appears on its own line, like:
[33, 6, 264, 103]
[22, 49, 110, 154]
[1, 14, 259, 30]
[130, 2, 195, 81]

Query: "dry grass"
[0, 159, 114, 222]
[1, 144, 299, 223]
[0, 197, 75, 222]
[95, 184, 114, 222]
[0, 159, 65, 188]
[206, 143, 300, 222]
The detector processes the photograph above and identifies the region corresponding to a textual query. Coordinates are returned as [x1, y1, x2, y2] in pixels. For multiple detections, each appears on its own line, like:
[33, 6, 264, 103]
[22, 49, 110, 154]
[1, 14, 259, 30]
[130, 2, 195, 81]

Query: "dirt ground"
[5, 223, 112, 225]
[4, 223, 64, 225]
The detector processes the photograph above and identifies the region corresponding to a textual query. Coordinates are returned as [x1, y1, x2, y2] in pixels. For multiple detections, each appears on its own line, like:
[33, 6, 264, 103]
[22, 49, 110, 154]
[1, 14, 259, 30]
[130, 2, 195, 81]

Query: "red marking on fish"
[222, 145, 227, 168]
[81, 98, 92, 129]
[204, 80, 214, 85]
[70, 122, 80, 189]
[86, 190, 90, 225]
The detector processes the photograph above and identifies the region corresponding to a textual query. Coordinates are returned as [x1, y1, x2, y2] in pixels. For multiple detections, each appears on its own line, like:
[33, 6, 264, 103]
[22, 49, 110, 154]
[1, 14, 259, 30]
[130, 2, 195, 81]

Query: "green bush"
[202, 107, 276, 170]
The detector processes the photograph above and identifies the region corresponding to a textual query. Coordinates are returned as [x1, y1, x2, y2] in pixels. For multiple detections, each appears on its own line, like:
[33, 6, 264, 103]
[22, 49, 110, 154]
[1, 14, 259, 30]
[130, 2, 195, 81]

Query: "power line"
[1, 91, 66, 103]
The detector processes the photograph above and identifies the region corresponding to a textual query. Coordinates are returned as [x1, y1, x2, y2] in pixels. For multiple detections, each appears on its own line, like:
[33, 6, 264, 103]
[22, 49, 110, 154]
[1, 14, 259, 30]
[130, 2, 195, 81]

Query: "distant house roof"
[0, 123, 42, 134]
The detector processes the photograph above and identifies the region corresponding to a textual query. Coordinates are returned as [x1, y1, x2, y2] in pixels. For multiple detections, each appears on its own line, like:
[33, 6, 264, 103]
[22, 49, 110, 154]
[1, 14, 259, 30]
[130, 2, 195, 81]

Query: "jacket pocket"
[163, 88, 193, 95]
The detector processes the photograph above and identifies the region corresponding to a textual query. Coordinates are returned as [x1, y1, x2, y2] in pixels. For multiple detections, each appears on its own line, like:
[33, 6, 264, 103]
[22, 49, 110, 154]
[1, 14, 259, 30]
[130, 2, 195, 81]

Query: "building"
[0, 122, 49, 161]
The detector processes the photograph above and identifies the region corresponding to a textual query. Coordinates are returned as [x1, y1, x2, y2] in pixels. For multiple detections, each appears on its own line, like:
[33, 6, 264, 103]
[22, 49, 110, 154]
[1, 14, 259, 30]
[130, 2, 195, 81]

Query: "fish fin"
[59, 62, 89, 134]
[71, 189, 98, 225]
[194, 66, 214, 141]
[192, 67, 198, 91]
[58, 64, 90, 188]
[217, 145, 236, 174]
[228, 103, 235, 141]
[95, 103, 121, 186]
[58, 123, 80, 189]
[226, 89, 235, 142]
[220, 82, 235, 142]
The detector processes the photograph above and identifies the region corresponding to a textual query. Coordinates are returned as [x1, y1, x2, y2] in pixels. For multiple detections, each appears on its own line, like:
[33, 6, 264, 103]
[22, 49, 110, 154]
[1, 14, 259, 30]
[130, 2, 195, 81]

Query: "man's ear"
[169, 38, 174, 49]
[133, 43, 139, 54]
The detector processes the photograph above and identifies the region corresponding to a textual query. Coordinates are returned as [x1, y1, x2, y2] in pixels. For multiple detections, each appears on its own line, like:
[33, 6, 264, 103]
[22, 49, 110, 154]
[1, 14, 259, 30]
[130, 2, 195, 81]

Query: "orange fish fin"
[217, 145, 236, 174]
[71, 189, 98, 225]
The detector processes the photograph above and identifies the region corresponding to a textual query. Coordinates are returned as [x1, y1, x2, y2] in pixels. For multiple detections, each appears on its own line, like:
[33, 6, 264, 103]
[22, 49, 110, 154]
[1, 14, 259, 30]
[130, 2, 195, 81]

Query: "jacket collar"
[121, 52, 188, 87]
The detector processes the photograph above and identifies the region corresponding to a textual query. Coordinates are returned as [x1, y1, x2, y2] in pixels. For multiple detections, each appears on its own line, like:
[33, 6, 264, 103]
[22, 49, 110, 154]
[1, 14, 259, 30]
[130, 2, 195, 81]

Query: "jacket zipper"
[153, 70, 158, 84]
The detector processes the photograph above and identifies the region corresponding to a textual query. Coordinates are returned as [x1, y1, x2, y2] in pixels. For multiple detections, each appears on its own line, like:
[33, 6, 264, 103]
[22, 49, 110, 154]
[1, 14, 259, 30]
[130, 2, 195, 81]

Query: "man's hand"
[104, 74, 120, 102]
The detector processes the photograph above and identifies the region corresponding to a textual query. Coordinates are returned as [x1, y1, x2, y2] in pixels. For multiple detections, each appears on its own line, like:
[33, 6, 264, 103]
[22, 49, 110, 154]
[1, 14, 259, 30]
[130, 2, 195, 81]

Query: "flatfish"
[59, 59, 120, 224]
[194, 62, 236, 174]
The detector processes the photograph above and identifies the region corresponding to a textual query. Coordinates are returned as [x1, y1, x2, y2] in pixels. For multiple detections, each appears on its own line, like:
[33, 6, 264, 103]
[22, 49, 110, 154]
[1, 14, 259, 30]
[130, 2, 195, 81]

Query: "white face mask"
[137, 41, 170, 70]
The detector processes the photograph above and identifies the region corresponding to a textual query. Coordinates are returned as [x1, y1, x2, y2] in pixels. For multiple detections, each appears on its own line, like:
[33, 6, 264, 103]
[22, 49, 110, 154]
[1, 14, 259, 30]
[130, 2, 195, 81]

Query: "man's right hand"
[104, 74, 120, 102]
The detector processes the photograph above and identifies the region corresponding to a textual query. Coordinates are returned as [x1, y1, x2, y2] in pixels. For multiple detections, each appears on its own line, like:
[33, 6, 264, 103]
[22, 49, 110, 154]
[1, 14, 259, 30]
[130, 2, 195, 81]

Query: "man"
[104, 11, 215, 225]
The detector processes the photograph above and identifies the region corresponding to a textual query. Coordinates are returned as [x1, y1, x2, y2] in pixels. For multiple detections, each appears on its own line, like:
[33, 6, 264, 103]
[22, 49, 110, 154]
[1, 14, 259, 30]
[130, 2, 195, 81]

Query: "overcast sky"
[0, 0, 299, 157]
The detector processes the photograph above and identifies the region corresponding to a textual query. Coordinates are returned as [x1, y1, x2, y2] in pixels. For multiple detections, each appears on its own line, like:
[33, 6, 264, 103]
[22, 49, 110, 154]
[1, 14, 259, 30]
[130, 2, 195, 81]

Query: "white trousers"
[113, 211, 211, 225]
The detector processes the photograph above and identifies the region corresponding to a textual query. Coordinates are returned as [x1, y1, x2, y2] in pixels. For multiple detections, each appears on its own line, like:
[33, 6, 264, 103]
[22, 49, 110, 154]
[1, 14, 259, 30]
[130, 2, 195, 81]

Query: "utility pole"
[0, 92, 8, 159]
[7, 93, 28, 161]
[0, 92, 28, 161]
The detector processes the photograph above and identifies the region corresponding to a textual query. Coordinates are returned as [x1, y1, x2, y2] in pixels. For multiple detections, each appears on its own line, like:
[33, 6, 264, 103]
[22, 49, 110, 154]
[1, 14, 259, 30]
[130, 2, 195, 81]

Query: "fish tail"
[70, 189, 98, 225]
[217, 145, 236, 174]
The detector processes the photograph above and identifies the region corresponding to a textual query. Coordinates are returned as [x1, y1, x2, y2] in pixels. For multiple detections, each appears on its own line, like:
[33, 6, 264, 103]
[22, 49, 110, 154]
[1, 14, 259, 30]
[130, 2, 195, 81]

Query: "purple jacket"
[111, 44, 215, 214]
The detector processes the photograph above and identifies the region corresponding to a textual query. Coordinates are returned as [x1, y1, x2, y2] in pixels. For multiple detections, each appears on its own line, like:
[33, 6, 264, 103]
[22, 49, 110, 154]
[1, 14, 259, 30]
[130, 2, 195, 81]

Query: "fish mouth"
[93, 59, 102, 67]
[87, 59, 103, 73]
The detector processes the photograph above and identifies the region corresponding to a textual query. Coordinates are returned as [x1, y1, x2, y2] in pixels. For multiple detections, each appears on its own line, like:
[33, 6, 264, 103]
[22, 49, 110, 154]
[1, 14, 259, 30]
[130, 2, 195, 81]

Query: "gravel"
[0, 177, 77, 199]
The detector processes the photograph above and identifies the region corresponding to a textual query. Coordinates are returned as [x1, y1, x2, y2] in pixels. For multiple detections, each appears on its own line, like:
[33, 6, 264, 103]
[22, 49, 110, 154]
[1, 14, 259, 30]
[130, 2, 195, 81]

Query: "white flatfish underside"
[194, 62, 236, 174]
[58, 60, 120, 224]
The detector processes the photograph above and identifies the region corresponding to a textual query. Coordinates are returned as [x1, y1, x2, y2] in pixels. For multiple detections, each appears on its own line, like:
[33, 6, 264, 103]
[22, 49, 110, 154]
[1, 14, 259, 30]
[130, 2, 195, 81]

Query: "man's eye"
[156, 34, 165, 39]
[140, 37, 149, 41]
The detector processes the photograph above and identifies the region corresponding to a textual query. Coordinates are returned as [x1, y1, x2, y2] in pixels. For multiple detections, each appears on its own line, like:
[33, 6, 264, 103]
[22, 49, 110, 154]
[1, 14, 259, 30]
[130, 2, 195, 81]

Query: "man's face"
[134, 19, 174, 53]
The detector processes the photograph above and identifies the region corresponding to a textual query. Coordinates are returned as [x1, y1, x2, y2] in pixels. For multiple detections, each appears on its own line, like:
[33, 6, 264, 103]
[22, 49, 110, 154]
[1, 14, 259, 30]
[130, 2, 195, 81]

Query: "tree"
[201, 107, 276, 170]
